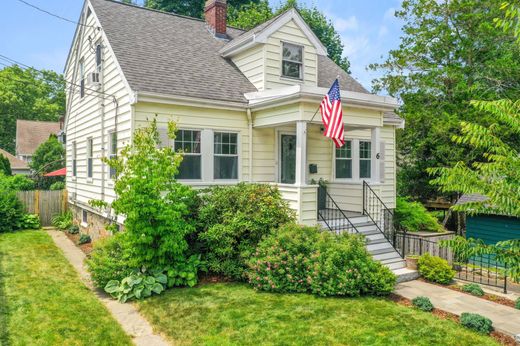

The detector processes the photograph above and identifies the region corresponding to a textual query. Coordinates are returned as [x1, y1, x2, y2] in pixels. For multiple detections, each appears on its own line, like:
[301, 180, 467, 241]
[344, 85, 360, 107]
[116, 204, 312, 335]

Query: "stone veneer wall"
[69, 203, 113, 241]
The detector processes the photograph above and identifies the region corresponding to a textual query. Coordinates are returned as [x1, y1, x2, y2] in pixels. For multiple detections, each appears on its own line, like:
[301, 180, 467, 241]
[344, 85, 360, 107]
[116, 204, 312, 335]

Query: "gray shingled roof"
[455, 193, 489, 206]
[90, 0, 369, 104]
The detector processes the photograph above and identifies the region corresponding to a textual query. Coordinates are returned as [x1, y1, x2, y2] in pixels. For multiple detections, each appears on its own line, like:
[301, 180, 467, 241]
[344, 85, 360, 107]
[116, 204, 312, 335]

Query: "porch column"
[295, 121, 307, 185]
[371, 127, 381, 182]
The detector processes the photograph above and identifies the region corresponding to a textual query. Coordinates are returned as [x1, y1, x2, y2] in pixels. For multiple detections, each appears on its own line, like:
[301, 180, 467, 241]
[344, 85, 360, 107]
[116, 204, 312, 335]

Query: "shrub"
[0, 189, 25, 233]
[17, 214, 41, 230]
[0, 154, 11, 176]
[163, 255, 202, 288]
[49, 181, 65, 190]
[197, 183, 295, 280]
[68, 225, 80, 234]
[462, 283, 484, 297]
[412, 296, 434, 312]
[460, 312, 493, 334]
[418, 253, 455, 284]
[247, 224, 396, 297]
[394, 197, 442, 232]
[105, 270, 167, 303]
[0, 174, 35, 191]
[51, 211, 73, 230]
[78, 234, 91, 245]
[515, 297, 520, 310]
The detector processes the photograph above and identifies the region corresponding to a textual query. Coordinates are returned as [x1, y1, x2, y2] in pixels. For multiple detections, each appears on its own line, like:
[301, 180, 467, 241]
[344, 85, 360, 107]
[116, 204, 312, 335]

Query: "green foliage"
[495, 1, 520, 44]
[68, 225, 80, 234]
[394, 197, 442, 232]
[461, 283, 484, 297]
[105, 271, 167, 303]
[49, 181, 65, 190]
[460, 313, 493, 334]
[0, 65, 64, 153]
[163, 255, 202, 288]
[515, 297, 520, 310]
[51, 211, 73, 231]
[0, 174, 35, 191]
[78, 234, 91, 245]
[0, 189, 25, 233]
[371, 0, 520, 201]
[144, 0, 259, 19]
[412, 296, 434, 312]
[247, 224, 396, 297]
[440, 236, 485, 263]
[104, 119, 197, 269]
[418, 253, 455, 284]
[17, 214, 41, 230]
[197, 183, 295, 280]
[0, 154, 11, 176]
[30, 135, 65, 190]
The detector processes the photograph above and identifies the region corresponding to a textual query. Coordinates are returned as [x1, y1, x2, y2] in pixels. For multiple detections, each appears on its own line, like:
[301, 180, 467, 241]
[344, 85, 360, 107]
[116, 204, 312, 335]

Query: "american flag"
[320, 79, 345, 148]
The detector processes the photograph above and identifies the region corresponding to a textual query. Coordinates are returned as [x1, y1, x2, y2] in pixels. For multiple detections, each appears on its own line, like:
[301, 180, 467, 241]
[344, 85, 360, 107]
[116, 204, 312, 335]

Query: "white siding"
[232, 45, 264, 91]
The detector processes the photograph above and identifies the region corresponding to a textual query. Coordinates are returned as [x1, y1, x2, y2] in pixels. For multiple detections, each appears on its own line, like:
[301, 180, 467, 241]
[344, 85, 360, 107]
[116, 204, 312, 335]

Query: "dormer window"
[282, 42, 303, 79]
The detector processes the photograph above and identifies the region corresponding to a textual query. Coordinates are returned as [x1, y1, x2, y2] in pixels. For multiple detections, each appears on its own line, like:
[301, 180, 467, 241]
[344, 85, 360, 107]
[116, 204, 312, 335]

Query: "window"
[79, 59, 85, 98]
[72, 141, 77, 177]
[359, 141, 372, 179]
[95, 44, 103, 71]
[82, 210, 88, 224]
[335, 140, 352, 179]
[174, 130, 201, 180]
[87, 138, 93, 178]
[282, 42, 303, 79]
[214, 132, 238, 180]
[109, 132, 117, 178]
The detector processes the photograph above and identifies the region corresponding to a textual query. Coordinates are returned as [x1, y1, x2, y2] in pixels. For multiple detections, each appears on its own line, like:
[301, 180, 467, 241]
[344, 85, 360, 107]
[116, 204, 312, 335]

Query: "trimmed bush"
[418, 253, 455, 284]
[18, 214, 41, 230]
[78, 234, 92, 245]
[412, 296, 434, 312]
[461, 283, 484, 297]
[197, 183, 295, 280]
[460, 312, 493, 334]
[247, 224, 396, 297]
[0, 189, 25, 233]
[394, 197, 442, 232]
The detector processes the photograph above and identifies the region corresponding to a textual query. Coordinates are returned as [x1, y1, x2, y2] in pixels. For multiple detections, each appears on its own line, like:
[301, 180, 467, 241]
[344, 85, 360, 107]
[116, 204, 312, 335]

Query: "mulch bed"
[388, 293, 517, 346]
[64, 231, 93, 255]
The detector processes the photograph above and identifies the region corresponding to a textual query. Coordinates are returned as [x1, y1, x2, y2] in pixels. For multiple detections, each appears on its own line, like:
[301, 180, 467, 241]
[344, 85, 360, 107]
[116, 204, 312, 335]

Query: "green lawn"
[0, 230, 132, 346]
[138, 283, 498, 346]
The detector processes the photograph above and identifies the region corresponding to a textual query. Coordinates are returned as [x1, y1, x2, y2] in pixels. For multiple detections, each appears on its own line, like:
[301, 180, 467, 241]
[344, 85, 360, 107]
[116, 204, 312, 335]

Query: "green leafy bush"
[515, 297, 520, 310]
[78, 234, 91, 245]
[17, 214, 41, 230]
[461, 283, 484, 297]
[247, 224, 396, 297]
[163, 255, 202, 288]
[394, 197, 442, 232]
[0, 189, 25, 233]
[105, 271, 167, 303]
[418, 253, 455, 284]
[198, 183, 295, 280]
[460, 312, 493, 334]
[412, 296, 434, 312]
[68, 225, 80, 234]
[49, 181, 65, 190]
[51, 211, 73, 230]
[0, 174, 35, 191]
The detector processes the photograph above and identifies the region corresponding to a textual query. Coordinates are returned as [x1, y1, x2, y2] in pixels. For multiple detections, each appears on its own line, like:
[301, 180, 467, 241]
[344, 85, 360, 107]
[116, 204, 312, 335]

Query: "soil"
[64, 231, 93, 255]
[388, 293, 517, 346]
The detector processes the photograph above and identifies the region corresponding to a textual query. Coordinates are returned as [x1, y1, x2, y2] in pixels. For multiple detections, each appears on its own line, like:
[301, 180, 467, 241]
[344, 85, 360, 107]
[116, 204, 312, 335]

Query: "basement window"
[282, 42, 303, 79]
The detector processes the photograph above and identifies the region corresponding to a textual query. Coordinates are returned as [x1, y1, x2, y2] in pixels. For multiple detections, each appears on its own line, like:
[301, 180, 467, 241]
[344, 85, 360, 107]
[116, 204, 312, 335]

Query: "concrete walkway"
[47, 230, 169, 346]
[396, 280, 520, 338]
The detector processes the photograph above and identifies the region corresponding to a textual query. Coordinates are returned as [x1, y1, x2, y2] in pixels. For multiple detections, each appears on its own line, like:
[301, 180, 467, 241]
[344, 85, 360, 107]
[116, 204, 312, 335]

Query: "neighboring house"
[64, 0, 408, 272]
[456, 194, 520, 244]
[0, 148, 30, 175]
[16, 120, 61, 163]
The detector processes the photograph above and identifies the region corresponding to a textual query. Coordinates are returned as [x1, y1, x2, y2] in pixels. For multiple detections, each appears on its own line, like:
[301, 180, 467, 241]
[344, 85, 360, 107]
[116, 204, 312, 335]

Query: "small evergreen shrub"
[0, 189, 25, 233]
[461, 283, 484, 297]
[394, 197, 442, 232]
[418, 253, 455, 284]
[460, 312, 493, 334]
[247, 224, 396, 296]
[412, 296, 434, 312]
[197, 183, 295, 280]
[68, 225, 80, 234]
[49, 181, 65, 190]
[17, 214, 41, 230]
[78, 233, 91, 245]
[515, 297, 520, 310]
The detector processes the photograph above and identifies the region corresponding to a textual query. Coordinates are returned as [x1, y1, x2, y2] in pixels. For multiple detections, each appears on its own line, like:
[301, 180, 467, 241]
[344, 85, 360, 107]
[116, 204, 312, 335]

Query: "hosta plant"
[105, 271, 167, 303]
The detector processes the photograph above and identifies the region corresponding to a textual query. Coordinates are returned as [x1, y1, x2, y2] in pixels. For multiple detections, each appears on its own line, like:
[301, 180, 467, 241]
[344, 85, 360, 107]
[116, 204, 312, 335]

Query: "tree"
[30, 135, 65, 189]
[0, 154, 11, 176]
[370, 0, 520, 201]
[0, 65, 65, 154]
[144, 0, 259, 19]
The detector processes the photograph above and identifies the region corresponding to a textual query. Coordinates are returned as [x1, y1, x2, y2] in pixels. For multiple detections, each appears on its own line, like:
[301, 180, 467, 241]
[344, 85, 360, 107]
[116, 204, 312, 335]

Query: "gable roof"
[0, 148, 29, 170]
[16, 120, 60, 156]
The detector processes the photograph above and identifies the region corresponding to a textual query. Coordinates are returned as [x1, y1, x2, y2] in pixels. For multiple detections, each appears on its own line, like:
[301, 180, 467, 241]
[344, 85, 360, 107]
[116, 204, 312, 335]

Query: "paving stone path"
[396, 280, 520, 338]
[47, 230, 169, 346]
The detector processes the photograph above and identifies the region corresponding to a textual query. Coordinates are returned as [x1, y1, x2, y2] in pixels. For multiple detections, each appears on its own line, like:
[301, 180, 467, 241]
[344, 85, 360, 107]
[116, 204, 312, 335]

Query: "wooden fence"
[17, 190, 68, 226]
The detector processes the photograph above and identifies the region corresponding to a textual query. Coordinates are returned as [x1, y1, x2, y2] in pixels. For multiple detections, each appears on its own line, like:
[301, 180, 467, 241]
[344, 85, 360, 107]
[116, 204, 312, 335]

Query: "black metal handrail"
[317, 185, 360, 234]
[362, 180, 403, 257]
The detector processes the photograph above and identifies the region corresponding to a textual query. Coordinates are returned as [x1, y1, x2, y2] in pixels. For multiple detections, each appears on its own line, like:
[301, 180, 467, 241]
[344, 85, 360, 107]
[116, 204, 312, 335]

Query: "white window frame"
[213, 131, 240, 181]
[95, 41, 103, 72]
[281, 41, 304, 80]
[334, 140, 353, 180]
[174, 128, 203, 181]
[359, 140, 372, 179]
[79, 58, 85, 98]
[72, 141, 77, 177]
[87, 137, 93, 179]
[81, 209, 88, 226]
[108, 131, 117, 179]
[333, 139, 375, 183]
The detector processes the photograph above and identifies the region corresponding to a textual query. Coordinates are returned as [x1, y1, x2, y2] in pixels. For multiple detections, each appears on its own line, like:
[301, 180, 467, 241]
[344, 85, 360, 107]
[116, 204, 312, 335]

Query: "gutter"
[133, 91, 247, 111]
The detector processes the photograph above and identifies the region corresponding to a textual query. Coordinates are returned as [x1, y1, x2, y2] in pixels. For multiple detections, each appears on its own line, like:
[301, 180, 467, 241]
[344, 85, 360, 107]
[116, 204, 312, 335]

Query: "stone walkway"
[396, 280, 520, 338]
[47, 230, 169, 346]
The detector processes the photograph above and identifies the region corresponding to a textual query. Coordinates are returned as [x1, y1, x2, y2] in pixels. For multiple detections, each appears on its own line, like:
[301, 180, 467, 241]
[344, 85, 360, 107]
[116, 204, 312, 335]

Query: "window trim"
[79, 58, 85, 98]
[333, 139, 374, 182]
[213, 131, 240, 181]
[359, 140, 372, 179]
[108, 131, 117, 179]
[174, 128, 203, 181]
[87, 137, 93, 179]
[334, 140, 353, 180]
[72, 141, 77, 177]
[281, 41, 304, 80]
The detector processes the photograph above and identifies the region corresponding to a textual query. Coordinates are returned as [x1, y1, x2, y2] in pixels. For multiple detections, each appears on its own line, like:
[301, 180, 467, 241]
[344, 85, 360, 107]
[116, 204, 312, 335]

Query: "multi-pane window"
[335, 140, 352, 179]
[95, 44, 103, 71]
[87, 138, 93, 178]
[174, 130, 201, 180]
[359, 141, 372, 179]
[282, 42, 303, 79]
[82, 209, 88, 224]
[72, 141, 77, 177]
[79, 59, 85, 98]
[214, 132, 238, 180]
[109, 132, 117, 178]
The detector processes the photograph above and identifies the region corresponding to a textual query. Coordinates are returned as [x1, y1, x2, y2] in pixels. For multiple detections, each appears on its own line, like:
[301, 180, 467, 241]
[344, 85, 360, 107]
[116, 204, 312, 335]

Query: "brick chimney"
[204, 0, 227, 38]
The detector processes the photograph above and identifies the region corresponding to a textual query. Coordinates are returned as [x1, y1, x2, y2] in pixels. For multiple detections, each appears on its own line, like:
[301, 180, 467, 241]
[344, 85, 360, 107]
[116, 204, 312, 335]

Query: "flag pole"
[309, 75, 340, 123]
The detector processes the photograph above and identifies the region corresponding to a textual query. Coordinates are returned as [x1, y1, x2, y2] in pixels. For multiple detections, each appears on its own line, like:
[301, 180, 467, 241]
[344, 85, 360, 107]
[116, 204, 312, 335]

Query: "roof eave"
[134, 91, 247, 111]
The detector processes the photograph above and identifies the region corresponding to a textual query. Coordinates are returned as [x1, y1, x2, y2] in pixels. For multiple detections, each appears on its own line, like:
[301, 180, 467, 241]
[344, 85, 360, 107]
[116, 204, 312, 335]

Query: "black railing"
[317, 185, 360, 234]
[362, 181, 403, 257]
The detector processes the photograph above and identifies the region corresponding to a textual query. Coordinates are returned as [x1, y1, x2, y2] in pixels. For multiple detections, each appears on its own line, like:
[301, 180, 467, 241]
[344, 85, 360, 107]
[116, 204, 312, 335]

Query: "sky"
[0, 0, 404, 90]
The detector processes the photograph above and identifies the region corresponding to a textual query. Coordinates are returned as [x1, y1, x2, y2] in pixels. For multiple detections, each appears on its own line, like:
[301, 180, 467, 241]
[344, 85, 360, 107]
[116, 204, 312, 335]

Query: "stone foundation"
[69, 203, 113, 241]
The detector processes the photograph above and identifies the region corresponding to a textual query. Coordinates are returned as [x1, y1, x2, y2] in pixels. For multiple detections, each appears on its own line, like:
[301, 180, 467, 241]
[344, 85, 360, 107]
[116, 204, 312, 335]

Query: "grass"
[0, 230, 132, 346]
[137, 283, 499, 346]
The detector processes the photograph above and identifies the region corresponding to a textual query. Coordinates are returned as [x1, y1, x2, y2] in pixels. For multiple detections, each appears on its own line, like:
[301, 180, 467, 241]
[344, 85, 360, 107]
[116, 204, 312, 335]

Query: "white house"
[64, 0, 408, 272]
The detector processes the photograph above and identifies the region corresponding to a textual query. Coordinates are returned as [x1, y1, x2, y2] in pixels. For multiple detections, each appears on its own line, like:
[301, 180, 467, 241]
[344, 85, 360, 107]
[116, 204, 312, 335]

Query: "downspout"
[246, 108, 253, 182]
[100, 59, 106, 204]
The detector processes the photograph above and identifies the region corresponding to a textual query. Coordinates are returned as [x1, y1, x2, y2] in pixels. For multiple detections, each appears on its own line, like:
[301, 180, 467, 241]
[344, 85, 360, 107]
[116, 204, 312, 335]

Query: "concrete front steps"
[319, 213, 419, 283]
